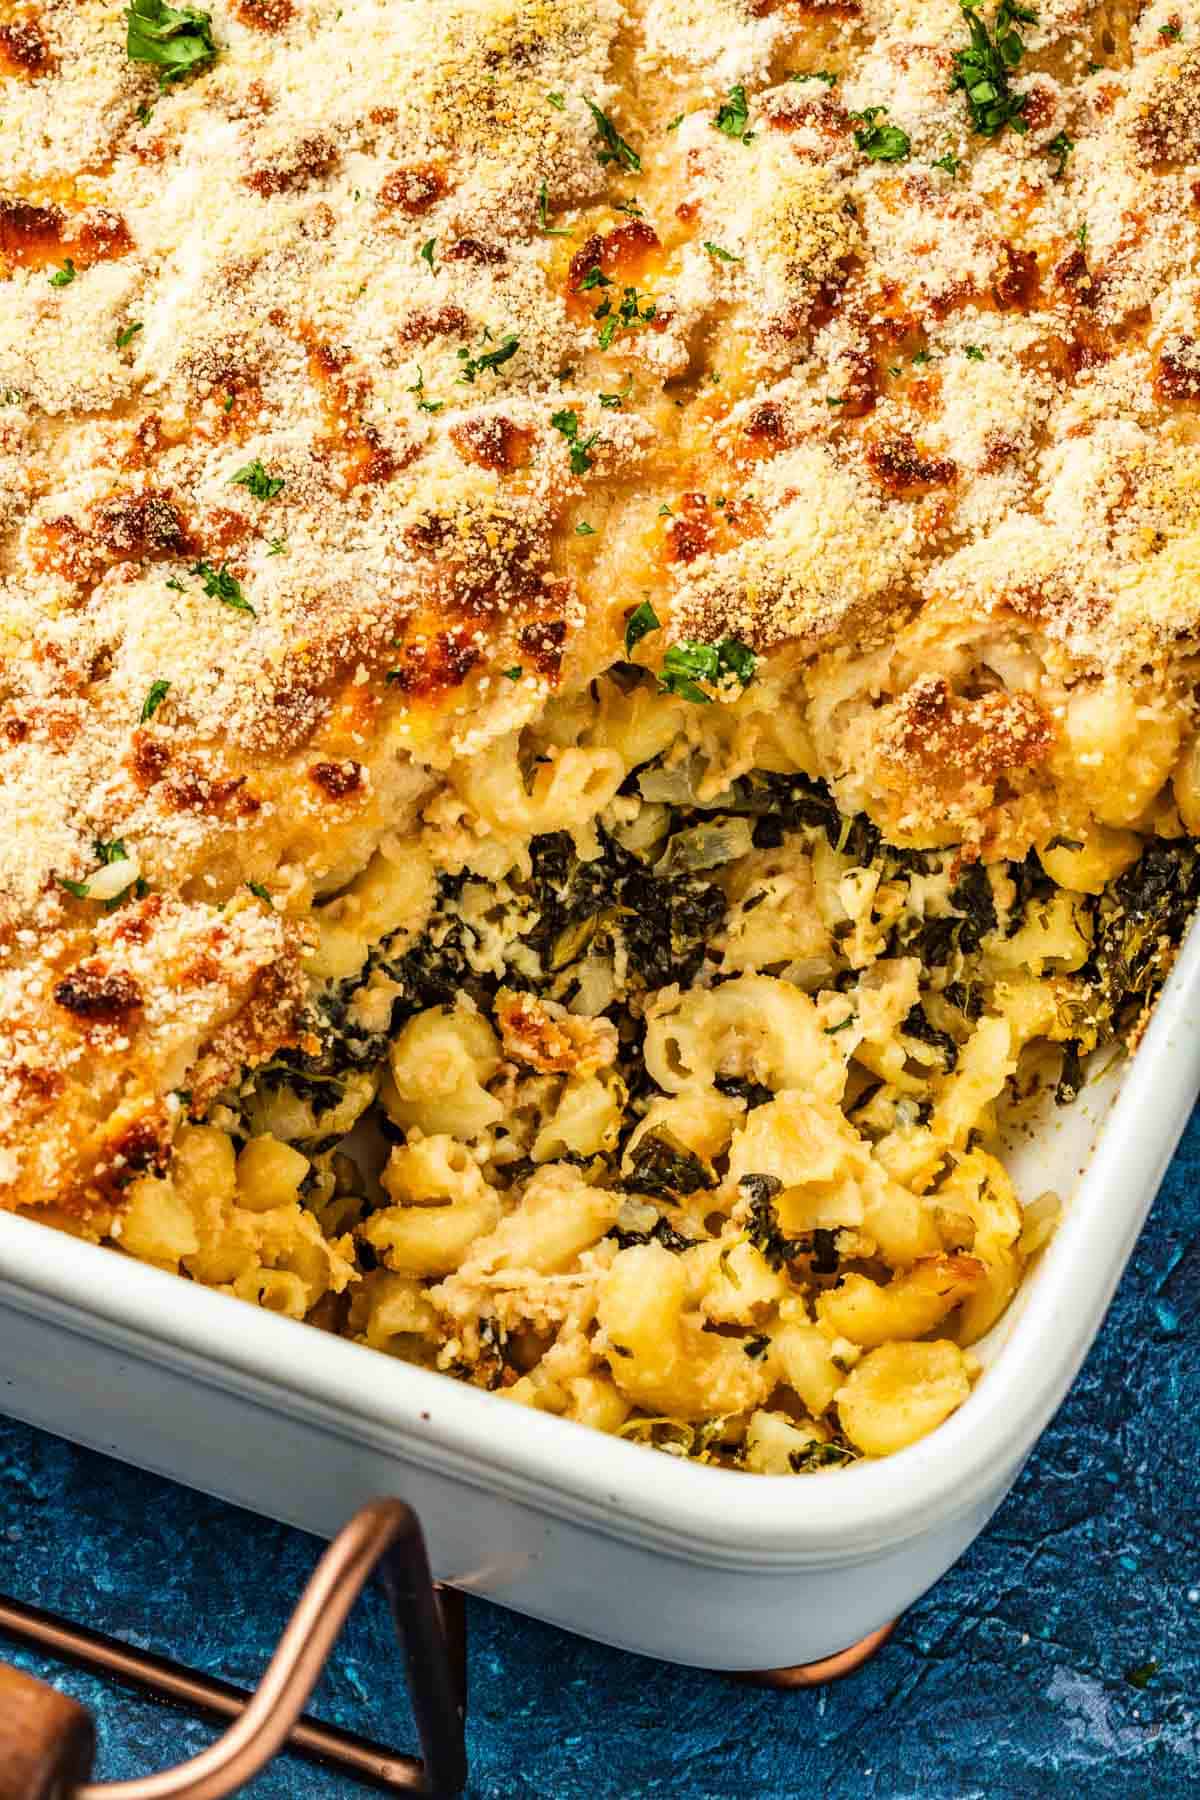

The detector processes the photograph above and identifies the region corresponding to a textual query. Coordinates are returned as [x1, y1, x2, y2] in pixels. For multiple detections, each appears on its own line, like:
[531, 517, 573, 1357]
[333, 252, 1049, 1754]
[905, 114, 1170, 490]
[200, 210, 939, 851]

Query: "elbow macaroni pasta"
[30, 0, 1197, 1483]
[106, 643, 1191, 1475]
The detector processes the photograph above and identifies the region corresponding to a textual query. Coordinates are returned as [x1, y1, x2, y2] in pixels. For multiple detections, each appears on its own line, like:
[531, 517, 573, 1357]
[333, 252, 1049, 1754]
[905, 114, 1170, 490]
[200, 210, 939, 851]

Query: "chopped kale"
[608, 1213, 698, 1253]
[896, 860, 998, 965]
[1081, 841, 1200, 1036]
[902, 1002, 960, 1071]
[788, 1440, 860, 1473]
[615, 1130, 714, 1197]
[1005, 852, 1056, 937]
[715, 1074, 775, 1109]
[1055, 1040, 1085, 1105]
[741, 1174, 797, 1269]
[524, 825, 726, 990]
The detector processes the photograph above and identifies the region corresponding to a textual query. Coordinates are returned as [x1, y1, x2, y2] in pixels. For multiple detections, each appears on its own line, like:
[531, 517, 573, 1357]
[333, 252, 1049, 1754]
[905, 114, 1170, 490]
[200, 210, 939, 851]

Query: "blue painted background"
[1, 1111, 1197, 1797]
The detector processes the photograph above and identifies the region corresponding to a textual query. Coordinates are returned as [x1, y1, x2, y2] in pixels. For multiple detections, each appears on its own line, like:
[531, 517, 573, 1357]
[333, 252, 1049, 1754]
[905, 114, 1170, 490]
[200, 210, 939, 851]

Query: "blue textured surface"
[1, 1115, 1198, 1798]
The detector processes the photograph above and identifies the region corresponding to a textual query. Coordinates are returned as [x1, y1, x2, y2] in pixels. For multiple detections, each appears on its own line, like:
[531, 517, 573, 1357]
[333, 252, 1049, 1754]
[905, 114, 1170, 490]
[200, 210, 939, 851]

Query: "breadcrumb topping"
[5, 0, 1200, 1210]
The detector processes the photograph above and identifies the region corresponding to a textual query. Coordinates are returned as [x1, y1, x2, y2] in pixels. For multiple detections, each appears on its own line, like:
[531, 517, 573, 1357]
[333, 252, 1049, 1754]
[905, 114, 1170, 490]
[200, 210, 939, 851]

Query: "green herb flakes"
[713, 84, 753, 142]
[660, 638, 756, 703]
[538, 179, 570, 237]
[550, 407, 600, 474]
[191, 559, 254, 616]
[586, 99, 641, 173]
[230, 459, 284, 501]
[457, 333, 520, 384]
[850, 106, 911, 161]
[624, 600, 660, 657]
[951, 0, 1038, 140]
[140, 679, 171, 721]
[125, 0, 217, 87]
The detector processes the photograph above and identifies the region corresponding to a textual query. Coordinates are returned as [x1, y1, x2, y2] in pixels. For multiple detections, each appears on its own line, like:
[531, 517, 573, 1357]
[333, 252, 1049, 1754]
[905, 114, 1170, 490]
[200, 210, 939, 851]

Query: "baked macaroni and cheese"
[4, 0, 1199, 1474]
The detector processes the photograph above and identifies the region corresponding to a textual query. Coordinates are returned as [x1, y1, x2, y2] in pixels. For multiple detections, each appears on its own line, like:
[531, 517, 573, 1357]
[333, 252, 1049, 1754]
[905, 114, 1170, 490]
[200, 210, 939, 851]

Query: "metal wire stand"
[0, 1497, 895, 1798]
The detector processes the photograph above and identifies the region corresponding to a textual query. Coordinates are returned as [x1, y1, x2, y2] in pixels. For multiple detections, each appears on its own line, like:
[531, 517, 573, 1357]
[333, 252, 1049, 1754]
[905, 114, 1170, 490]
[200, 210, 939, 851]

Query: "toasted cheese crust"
[3, 0, 1200, 1213]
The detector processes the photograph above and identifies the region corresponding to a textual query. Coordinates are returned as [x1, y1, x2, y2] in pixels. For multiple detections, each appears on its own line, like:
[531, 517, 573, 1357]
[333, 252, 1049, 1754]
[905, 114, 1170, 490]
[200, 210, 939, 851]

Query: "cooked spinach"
[902, 1003, 959, 1071]
[615, 1130, 715, 1197]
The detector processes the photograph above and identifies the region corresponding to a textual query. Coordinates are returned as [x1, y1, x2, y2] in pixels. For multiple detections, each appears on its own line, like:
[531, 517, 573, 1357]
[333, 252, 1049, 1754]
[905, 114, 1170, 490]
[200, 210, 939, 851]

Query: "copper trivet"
[0, 1497, 896, 1797]
[0, 1498, 467, 1799]
[737, 1619, 898, 1687]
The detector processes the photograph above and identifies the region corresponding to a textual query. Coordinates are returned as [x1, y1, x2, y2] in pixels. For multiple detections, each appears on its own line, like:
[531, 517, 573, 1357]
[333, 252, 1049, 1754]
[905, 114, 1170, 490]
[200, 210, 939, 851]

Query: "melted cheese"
[4, 0, 1200, 1213]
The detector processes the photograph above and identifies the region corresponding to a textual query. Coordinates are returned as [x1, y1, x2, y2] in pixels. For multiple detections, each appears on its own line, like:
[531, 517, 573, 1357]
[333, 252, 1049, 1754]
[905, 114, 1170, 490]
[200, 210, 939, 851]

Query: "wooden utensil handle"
[0, 1661, 95, 1800]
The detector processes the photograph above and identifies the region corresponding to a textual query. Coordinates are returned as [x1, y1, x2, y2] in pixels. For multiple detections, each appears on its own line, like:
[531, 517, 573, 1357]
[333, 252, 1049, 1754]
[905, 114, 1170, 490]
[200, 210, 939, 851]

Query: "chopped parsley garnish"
[593, 284, 655, 351]
[78, 838, 149, 911]
[1124, 1659, 1158, 1689]
[550, 408, 601, 474]
[419, 237, 436, 269]
[586, 99, 641, 173]
[1047, 129, 1073, 175]
[791, 69, 838, 85]
[826, 394, 846, 407]
[912, 348, 934, 365]
[1077, 221, 1088, 246]
[575, 521, 596, 536]
[267, 538, 286, 555]
[850, 106, 911, 161]
[546, 91, 565, 109]
[713, 84, 753, 143]
[125, 0, 217, 87]
[579, 265, 612, 292]
[140, 679, 171, 721]
[666, 113, 684, 131]
[624, 599, 660, 656]
[538, 179, 570, 236]
[598, 375, 633, 409]
[702, 241, 742, 262]
[190, 558, 254, 616]
[824, 1012, 856, 1035]
[501, 665, 522, 681]
[965, 344, 985, 360]
[614, 199, 645, 218]
[660, 638, 756, 703]
[951, 0, 1038, 140]
[135, 100, 155, 124]
[49, 260, 76, 288]
[230, 458, 284, 500]
[406, 367, 443, 413]
[57, 876, 92, 901]
[246, 880, 273, 905]
[456, 333, 520, 384]
[116, 322, 143, 348]
[1159, 21, 1182, 41]
[932, 150, 963, 175]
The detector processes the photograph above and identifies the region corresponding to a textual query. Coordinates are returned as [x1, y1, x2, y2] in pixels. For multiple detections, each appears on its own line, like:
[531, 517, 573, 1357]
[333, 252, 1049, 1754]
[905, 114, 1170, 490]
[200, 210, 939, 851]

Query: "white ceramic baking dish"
[0, 918, 1196, 1671]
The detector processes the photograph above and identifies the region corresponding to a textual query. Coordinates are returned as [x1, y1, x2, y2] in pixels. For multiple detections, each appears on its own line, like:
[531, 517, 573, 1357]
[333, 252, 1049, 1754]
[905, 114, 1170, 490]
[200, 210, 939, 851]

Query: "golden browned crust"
[4, 0, 1200, 1209]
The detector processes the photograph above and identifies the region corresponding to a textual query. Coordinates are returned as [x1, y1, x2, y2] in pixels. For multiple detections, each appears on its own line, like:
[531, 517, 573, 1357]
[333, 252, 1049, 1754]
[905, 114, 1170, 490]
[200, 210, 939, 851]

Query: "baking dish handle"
[0, 1497, 468, 1800]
